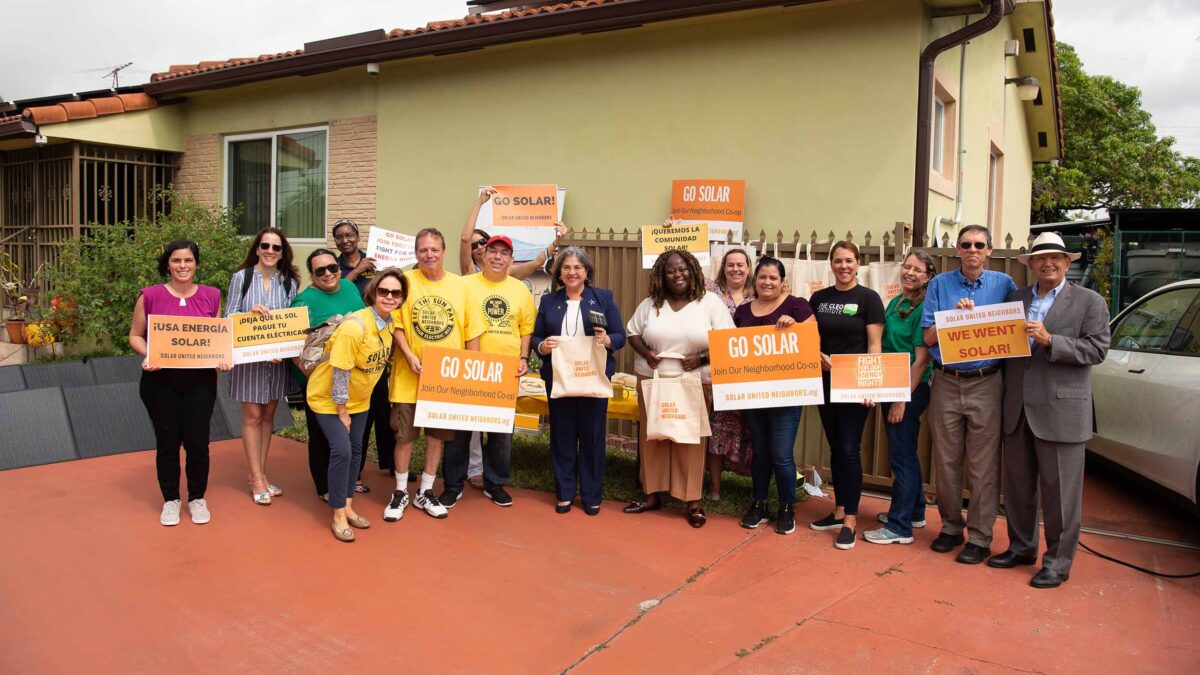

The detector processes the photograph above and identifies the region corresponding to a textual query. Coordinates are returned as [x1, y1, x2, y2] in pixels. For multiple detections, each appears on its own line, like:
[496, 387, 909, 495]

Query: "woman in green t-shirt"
[864, 250, 937, 546]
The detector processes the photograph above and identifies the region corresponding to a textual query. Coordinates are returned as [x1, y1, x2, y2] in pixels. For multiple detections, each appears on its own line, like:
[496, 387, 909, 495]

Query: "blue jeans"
[444, 429, 512, 494]
[882, 382, 931, 537]
[315, 411, 368, 509]
[744, 406, 801, 505]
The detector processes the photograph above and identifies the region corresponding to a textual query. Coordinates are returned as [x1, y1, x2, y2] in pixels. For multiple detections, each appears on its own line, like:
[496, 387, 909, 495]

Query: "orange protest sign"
[229, 307, 309, 365]
[146, 315, 232, 369]
[490, 184, 558, 228]
[829, 353, 911, 403]
[671, 179, 746, 241]
[934, 301, 1031, 365]
[708, 322, 823, 410]
[414, 346, 521, 432]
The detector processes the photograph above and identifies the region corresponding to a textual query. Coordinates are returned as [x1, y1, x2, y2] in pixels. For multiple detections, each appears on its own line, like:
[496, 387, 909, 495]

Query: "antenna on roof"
[103, 63, 134, 89]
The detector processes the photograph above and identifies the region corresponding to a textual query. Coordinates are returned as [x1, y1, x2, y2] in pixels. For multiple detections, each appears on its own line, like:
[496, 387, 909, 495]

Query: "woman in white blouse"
[624, 250, 734, 528]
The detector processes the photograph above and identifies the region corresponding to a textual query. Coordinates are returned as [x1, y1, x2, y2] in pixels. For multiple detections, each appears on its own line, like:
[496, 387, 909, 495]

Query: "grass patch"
[278, 406, 808, 517]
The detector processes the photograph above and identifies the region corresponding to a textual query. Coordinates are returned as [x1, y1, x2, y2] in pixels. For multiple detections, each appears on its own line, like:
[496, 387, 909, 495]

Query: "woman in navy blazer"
[531, 246, 626, 515]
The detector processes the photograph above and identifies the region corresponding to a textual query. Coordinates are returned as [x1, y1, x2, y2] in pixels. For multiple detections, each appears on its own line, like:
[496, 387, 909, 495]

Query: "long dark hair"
[239, 227, 299, 287]
[647, 250, 706, 312]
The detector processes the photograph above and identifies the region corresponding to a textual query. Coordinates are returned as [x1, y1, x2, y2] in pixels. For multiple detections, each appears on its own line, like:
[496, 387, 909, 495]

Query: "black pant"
[360, 370, 396, 477]
[305, 403, 332, 496]
[140, 368, 217, 502]
[547, 393, 608, 507]
[818, 373, 870, 517]
[443, 430, 512, 494]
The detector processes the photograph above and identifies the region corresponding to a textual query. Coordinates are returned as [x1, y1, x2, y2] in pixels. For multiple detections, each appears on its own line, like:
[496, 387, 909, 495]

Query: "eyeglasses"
[333, 234, 357, 242]
[312, 263, 339, 278]
[259, 242, 283, 252]
[376, 288, 405, 299]
[958, 241, 988, 250]
[471, 240, 487, 250]
[900, 264, 929, 274]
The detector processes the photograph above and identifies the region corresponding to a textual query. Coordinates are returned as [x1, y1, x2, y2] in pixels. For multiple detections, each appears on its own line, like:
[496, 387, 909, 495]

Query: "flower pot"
[24, 321, 55, 348]
[5, 318, 26, 344]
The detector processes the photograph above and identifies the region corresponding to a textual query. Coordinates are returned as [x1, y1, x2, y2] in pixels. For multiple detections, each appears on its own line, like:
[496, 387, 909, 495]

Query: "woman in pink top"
[128, 240, 228, 527]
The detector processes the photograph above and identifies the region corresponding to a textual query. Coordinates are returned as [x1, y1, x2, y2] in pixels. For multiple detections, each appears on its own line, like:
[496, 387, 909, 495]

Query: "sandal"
[251, 479, 272, 506]
[346, 513, 371, 529]
[354, 481, 370, 494]
[267, 482, 283, 497]
[686, 505, 707, 529]
[331, 523, 355, 542]
[623, 496, 662, 514]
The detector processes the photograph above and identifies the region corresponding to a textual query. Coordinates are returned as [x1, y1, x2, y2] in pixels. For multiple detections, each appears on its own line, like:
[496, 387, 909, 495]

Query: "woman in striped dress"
[226, 227, 300, 505]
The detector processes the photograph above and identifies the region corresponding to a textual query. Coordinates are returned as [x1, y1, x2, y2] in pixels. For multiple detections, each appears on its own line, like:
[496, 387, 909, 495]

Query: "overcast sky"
[2, 0, 1198, 157]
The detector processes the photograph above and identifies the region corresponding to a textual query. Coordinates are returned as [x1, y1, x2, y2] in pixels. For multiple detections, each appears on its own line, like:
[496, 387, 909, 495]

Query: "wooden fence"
[561, 222, 1038, 494]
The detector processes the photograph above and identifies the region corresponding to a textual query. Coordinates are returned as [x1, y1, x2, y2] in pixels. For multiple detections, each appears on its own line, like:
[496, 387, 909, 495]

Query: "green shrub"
[46, 190, 245, 352]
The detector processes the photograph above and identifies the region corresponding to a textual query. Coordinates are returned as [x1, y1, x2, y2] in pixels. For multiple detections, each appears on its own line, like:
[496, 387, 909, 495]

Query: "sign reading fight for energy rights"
[229, 307, 310, 365]
[829, 353, 911, 403]
[708, 321, 824, 411]
[365, 226, 416, 269]
[671, 179, 746, 241]
[480, 184, 565, 262]
[934, 301, 1031, 365]
[146, 316, 233, 369]
[641, 222, 710, 268]
[414, 346, 521, 433]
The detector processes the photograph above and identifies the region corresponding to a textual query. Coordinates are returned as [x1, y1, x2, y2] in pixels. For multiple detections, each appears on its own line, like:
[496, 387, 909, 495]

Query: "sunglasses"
[312, 263, 339, 277]
[376, 288, 405, 299]
[471, 240, 488, 250]
[259, 242, 283, 252]
[958, 241, 988, 250]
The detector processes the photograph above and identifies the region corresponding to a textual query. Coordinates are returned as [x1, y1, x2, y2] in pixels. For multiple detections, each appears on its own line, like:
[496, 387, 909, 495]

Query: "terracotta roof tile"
[90, 97, 125, 116]
[58, 101, 98, 120]
[116, 93, 156, 111]
[19, 94, 158, 126]
[24, 105, 69, 125]
[152, 49, 305, 82]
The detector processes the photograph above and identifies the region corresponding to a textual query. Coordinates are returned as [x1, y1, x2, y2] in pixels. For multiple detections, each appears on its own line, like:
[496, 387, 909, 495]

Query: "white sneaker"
[188, 498, 211, 525]
[383, 489, 409, 522]
[160, 499, 182, 526]
[415, 489, 448, 519]
[876, 512, 926, 529]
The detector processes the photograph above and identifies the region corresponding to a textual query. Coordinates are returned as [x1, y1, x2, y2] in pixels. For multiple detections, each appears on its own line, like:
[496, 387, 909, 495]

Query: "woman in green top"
[864, 250, 937, 546]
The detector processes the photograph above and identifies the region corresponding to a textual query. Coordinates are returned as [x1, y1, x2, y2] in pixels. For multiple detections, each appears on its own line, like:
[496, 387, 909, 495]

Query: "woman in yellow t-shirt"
[308, 269, 407, 542]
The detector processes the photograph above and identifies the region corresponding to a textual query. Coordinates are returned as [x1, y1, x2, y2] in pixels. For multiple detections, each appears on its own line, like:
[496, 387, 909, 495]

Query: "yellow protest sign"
[641, 223, 710, 268]
[229, 307, 310, 365]
[934, 301, 1031, 365]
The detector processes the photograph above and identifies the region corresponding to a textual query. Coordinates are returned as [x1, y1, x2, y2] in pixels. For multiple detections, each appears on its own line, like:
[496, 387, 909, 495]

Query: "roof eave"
[145, 0, 822, 96]
[0, 118, 38, 141]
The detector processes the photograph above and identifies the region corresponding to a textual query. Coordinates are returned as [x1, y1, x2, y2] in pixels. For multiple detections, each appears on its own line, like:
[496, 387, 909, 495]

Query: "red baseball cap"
[484, 235, 513, 251]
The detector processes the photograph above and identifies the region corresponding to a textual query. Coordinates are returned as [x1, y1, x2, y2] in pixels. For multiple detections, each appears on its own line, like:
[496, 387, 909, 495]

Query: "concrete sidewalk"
[1, 437, 1197, 673]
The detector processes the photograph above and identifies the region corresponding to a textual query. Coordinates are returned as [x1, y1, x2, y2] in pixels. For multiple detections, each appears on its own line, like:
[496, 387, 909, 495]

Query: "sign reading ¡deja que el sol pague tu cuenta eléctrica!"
[414, 346, 521, 433]
[934, 301, 1031, 366]
[146, 307, 309, 369]
[708, 321, 824, 411]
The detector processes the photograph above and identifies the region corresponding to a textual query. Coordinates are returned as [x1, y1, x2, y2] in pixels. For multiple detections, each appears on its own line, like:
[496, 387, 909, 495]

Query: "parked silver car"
[1090, 280, 1200, 511]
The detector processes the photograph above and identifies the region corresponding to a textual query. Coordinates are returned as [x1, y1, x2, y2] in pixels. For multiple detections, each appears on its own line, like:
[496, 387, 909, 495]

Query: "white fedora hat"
[1017, 232, 1082, 264]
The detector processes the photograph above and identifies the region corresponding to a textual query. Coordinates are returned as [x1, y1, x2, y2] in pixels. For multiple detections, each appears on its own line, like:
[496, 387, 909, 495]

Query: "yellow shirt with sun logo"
[464, 272, 536, 357]
[388, 269, 485, 403]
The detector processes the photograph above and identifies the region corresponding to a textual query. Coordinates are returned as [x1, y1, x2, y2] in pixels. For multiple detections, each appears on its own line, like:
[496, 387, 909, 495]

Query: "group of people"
[132, 207, 1109, 587]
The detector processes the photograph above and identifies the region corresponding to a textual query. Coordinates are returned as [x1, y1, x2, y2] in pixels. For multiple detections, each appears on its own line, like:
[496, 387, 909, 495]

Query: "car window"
[1111, 288, 1199, 352]
[1165, 306, 1200, 355]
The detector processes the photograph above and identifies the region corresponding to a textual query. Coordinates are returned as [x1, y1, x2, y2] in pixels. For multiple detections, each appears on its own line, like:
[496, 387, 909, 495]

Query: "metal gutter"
[145, 0, 825, 96]
[912, 0, 1008, 246]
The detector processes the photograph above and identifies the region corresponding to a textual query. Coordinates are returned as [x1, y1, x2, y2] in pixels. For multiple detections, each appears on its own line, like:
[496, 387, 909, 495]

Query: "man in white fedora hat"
[987, 232, 1110, 588]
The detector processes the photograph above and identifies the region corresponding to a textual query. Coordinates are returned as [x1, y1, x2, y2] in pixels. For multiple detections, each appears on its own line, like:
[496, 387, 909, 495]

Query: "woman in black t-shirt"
[807, 241, 884, 551]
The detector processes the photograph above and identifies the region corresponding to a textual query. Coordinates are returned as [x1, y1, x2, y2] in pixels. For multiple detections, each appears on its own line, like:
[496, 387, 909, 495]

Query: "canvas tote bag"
[640, 354, 711, 444]
[868, 244, 905, 305]
[790, 244, 834, 300]
[550, 336, 613, 399]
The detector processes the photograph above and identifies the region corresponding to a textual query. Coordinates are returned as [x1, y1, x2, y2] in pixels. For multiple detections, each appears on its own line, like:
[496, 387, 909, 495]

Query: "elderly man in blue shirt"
[921, 224, 1018, 565]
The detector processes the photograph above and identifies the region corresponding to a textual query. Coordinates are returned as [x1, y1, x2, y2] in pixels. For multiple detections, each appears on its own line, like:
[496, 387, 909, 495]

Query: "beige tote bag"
[868, 244, 905, 305]
[550, 336, 613, 399]
[790, 244, 834, 300]
[640, 354, 711, 444]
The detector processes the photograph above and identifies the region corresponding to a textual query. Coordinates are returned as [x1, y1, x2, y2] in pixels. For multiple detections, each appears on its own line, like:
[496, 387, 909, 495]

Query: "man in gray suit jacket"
[987, 233, 1110, 588]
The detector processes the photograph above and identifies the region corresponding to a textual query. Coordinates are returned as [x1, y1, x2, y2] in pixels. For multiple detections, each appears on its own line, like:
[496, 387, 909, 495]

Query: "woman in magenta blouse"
[129, 240, 228, 527]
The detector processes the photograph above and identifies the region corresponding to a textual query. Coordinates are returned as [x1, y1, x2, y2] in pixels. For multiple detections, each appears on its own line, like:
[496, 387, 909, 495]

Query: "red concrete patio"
[1, 437, 1197, 673]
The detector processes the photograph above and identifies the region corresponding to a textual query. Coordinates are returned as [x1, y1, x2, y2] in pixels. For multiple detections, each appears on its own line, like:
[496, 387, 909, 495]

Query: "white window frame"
[932, 98, 946, 175]
[986, 151, 999, 233]
[223, 124, 329, 243]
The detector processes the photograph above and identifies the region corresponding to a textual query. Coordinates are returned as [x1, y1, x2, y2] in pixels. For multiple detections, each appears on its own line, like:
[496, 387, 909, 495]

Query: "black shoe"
[775, 504, 796, 535]
[555, 502, 572, 514]
[955, 543, 991, 565]
[1030, 567, 1069, 589]
[809, 513, 845, 531]
[740, 501, 770, 529]
[583, 504, 600, 516]
[834, 526, 856, 550]
[439, 489, 461, 509]
[484, 486, 513, 507]
[987, 550, 1038, 569]
[930, 532, 965, 553]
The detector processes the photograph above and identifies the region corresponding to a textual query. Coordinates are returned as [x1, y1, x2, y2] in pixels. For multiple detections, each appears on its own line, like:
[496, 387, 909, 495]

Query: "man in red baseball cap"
[441, 232, 535, 508]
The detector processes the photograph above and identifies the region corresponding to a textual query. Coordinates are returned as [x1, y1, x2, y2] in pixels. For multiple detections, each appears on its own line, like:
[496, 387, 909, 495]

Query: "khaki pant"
[929, 370, 1003, 547]
[637, 375, 712, 503]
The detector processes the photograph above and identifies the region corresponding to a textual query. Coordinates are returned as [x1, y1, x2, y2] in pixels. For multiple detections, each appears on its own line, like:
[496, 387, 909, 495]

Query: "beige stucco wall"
[42, 106, 186, 152]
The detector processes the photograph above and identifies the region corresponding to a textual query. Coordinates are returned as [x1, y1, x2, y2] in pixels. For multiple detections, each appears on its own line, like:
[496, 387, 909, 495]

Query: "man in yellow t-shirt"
[441, 235, 536, 509]
[384, 228, 485, 522]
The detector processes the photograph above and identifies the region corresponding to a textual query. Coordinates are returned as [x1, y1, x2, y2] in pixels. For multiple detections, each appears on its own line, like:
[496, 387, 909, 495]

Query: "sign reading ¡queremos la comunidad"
[934, 301, 1031, 365]
[641, 222, 710, 268]
[708, 322, 823, 411]
[414, 346, 521, 433]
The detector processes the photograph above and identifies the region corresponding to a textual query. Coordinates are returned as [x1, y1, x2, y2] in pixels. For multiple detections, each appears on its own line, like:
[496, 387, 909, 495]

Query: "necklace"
[564, 303, 581, 336]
